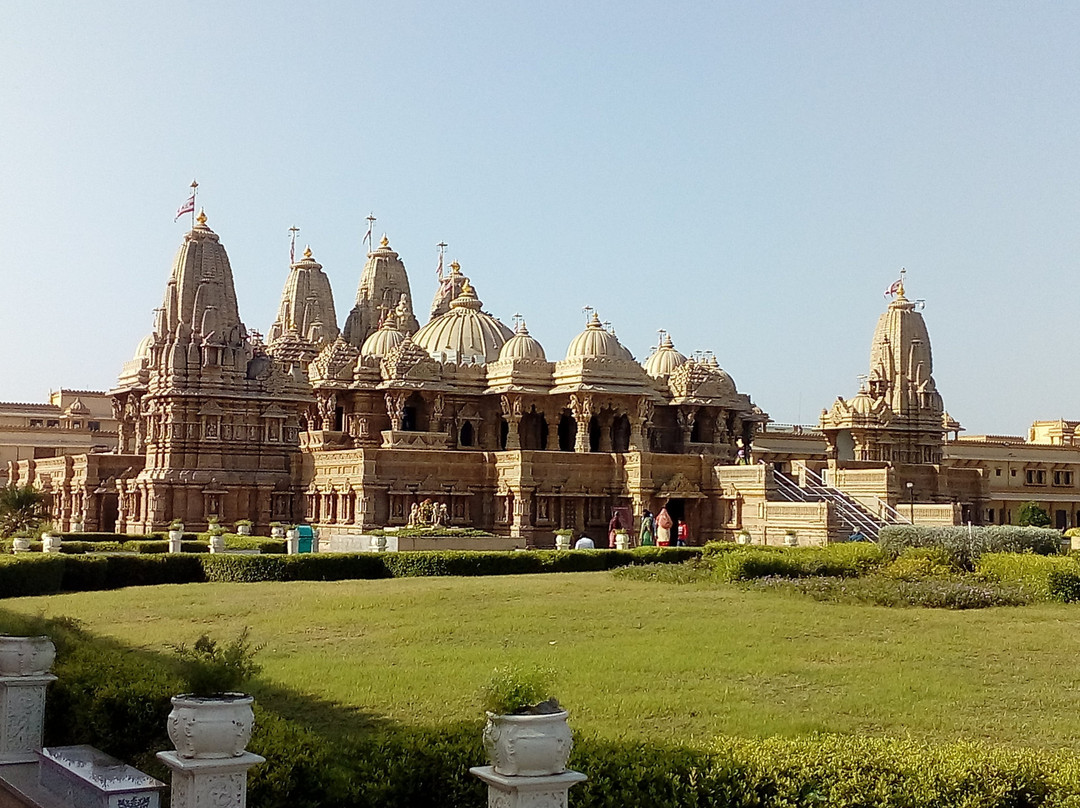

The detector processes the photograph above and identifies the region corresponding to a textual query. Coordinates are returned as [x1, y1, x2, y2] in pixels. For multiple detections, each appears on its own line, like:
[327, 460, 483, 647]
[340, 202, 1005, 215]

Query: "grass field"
[7, 570, 1080, 750]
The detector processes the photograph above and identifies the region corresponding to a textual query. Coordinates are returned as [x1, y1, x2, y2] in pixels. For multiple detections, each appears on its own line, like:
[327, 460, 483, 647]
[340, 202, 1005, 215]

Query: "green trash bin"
[296, 525, 315, 553]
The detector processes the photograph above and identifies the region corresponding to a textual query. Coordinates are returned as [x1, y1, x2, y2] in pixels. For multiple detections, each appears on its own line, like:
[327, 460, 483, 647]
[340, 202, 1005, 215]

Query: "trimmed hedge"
[0, 547, 701, 597]
[709, 543, 887, 582]
[879, 525, 1062, 569]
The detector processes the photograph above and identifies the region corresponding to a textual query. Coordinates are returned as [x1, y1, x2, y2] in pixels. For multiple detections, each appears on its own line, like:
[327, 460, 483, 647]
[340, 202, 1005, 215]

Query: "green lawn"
[8, 571, 1080, 749]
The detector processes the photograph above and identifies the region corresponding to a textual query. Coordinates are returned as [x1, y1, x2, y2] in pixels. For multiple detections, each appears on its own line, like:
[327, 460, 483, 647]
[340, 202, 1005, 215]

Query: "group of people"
[638, 507, 688, 547]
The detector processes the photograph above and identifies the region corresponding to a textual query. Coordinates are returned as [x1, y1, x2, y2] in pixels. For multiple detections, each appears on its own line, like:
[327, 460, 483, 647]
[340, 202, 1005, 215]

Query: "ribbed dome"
[133, 333, 155, 361]
[412, 281, 512, 364]
[643, 334, 688, 377]
[361, 313, 406, 358]
[564, 313, 629, 360]
[498, 321, 546, 361]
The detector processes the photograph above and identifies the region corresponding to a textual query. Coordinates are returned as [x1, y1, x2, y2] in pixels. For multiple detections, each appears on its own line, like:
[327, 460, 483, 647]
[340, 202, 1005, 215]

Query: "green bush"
[0, 555, 66, 596]
[122, 540, 208, 554]
[710, 544, 887, 582]
[879, 525, 1062, 569]
[1017, 501, 1052, 527]
[750, 575, 1030, 609]
[1048, 569, 1080, 603]
[977, 553, 1080, 600]
[880, 547, 966, 580]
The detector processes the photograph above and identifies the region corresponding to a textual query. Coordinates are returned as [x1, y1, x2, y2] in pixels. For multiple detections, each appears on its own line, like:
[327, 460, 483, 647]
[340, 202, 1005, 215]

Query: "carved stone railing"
[380, 430, 449, 449]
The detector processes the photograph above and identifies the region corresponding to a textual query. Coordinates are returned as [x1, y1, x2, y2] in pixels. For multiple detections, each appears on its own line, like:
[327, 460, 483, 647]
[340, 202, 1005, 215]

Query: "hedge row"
[0, 547, 702, 597]
[977, 553, 1080, 601]
[704, 543, 887, 582]
[878, 525, 1062, 569]
[25, 610, 1080, 808]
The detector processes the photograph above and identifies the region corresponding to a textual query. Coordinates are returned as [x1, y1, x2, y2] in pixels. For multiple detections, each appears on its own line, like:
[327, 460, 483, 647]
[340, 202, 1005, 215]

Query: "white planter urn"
[483, 710, 573, 777]
[167, 694, 254, 759]
[286, 529, 299, 555]
[736, 532, 751, 545]
[0, 636, 56, 676]
[41, 534, 61, 554]
[270, 525, 285, 539]
[168, 530, 184, 553]
[554, 534, 571, 551]
[369, 534, 387, 552]
[71, 521, 84, 533]
[236, 524, 252, 536]
[614, 531, 629, 550]
[208, 534, 225, 554]
[784, 532, 799, 547]
[11, 537, 30, 554]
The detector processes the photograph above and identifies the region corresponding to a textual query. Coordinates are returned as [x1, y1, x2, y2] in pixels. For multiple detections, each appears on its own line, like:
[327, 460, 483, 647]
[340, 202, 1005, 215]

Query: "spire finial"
[196, 208, 207, 226]
[380, 234, 389, 248]
[897, 267, 907, 299]
[303, 245, 313, 259]
[450, 260, 461, 275]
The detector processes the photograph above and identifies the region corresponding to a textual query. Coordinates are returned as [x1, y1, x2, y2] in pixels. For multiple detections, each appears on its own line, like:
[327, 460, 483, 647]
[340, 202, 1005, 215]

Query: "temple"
[9, 214, 1080, 544]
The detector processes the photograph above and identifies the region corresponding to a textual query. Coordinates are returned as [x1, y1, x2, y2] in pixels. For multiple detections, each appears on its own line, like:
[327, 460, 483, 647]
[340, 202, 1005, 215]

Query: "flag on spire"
[883, 278, 903, 298]
[174, 191, 196, 222]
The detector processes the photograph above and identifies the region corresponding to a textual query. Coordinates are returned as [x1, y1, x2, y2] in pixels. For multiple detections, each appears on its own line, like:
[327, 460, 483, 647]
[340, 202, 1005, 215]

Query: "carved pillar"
[676, 406, 697, 451]
[509, 487, 533, 539]
[597, 409, 614, 453]
[158, 749, 264, 808]
[570, 394, 592, 454]
[432, 394, 445, 433]
[384, 392, 405, 432]
[544, 407, 560, 450]
[471, 767, 587, 807]
[500, 395, 523, 451]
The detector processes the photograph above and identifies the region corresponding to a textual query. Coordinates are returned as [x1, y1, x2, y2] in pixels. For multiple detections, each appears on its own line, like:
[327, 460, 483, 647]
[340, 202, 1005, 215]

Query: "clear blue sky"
[2, 2, 1077, 435]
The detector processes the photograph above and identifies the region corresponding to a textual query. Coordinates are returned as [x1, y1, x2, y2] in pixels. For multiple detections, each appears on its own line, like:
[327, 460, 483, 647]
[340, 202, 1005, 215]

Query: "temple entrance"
[460, 421, 475, 446]
[611, 414, 631, 453]
[663, 498, 688, 544]
[98, 492, 119, 532]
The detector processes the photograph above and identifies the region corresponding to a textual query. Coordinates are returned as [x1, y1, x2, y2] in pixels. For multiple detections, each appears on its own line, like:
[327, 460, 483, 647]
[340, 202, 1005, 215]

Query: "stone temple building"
[12, 214, 1080, 545]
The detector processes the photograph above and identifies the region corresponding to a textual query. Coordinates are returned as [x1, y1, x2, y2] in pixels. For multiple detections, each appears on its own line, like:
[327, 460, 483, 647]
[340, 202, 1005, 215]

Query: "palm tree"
[0, 485, 51, 537]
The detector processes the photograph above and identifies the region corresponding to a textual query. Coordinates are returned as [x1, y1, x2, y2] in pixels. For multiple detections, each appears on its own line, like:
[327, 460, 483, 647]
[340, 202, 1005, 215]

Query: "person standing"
[640, 509, 655, 546]
[656, 507, 673, 546]
[677, 520, 689, 546]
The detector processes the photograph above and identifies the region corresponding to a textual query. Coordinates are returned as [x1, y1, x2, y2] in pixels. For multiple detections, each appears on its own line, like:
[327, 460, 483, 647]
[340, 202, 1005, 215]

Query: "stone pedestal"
[0, 674, 57, 763]
[470, 766, 587, 808]
[157, 751, 264, 808]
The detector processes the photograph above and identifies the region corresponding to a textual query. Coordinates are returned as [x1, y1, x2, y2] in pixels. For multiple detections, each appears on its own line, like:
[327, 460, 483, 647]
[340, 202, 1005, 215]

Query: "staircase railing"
[773, 468, 883, 541]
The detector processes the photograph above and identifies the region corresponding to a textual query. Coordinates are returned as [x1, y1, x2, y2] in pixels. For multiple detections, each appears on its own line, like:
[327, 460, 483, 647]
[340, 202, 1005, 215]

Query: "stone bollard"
[614, 532, 629, 550]
[157, 695, 264, 808]
[208, 534, 225, 554]
[286, 528, 299, 555]
[168, 529, 184, 554]
[0, 635, 57, 763]
[41, 533, 62, 554]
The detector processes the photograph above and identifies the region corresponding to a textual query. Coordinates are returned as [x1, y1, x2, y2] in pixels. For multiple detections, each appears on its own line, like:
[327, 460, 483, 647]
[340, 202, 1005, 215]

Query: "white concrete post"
[470, 766, 587, 808]
[157, 751, 265, 808]
[0, 636, 57, 763]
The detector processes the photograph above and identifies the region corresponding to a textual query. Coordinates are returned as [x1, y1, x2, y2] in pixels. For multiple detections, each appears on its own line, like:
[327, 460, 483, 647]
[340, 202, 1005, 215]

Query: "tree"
[1017, 501, 1051, 528]
[0, 485, 51, 537]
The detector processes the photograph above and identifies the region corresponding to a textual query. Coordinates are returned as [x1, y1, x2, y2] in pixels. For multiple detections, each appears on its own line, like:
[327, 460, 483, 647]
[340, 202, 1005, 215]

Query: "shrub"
[710, 544, 886, 582]
[612, 559, 714, 584]
[0, 555, 66, 596]
[978, 553, 1080, 600]
[479, 665, 558, 714]
[172, 628, 262, 696]
[750, 575, 1030, 609]
[1017, 501, 1052, 527]
[879, 525, 1061, 570]
[880, 547, 966, 581]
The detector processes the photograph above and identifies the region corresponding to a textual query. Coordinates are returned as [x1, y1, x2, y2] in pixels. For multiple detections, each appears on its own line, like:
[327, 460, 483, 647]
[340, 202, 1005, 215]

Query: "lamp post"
[906, 481, 915, 524]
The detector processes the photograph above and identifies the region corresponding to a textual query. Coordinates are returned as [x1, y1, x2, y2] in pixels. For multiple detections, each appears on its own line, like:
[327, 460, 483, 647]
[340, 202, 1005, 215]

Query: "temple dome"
[643, 334, 688, 377]
[564, 313, 630, 360]
[361, 312, 406, 358]
[498, 322, 546, 361]
[412, 280, 512, 364]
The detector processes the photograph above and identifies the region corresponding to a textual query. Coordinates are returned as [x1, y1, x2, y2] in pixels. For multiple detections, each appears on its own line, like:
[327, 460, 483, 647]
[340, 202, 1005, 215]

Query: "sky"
[1, 2, 1078, 435]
